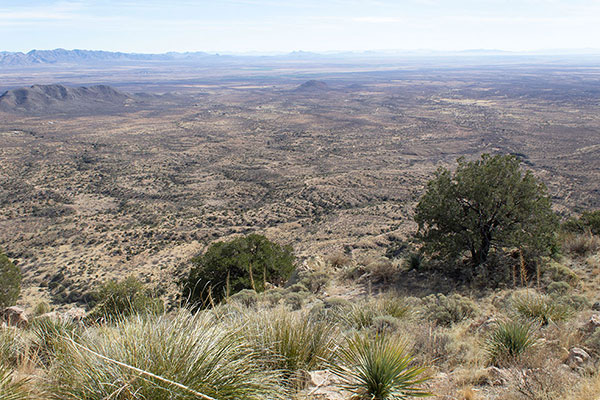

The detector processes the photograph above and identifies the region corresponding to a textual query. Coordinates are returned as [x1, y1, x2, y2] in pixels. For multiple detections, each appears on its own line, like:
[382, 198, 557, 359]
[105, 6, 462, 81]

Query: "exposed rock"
[584, 314, 600, 332]
[469, 316, 498, 333]
[484, 366, 511, 386]
[65, 307, 87, 322]
[592, 302, 600, 311]
[301, 370, 346, 400]
[1, 306, 29, 328]
[567, 347, 591, 368]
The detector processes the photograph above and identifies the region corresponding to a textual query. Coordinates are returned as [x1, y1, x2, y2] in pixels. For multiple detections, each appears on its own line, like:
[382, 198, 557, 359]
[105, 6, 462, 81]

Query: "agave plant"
[330, 333, 430, 399]
[485, 319, 539, 365]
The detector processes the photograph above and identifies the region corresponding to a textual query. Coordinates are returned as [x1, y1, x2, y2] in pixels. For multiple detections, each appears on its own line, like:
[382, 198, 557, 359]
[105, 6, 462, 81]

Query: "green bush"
[562, 210, 600, 235]
[485, 320, 538, 365]
[88, 276, 163, 321]
[0, 250, 21, 308]
[331, 333, 430, 399]
[182, 234, 295, 307]
[546, 281, 571, 296]
[422, 293, 477, 326]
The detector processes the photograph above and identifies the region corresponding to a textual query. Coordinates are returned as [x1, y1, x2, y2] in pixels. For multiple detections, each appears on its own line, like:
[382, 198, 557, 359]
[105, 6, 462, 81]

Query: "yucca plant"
[331, 333, 430, 399]
[512, 291, 572, 325]
[0, 365, 29, 400]
[485, 319, 539, 365]
[244, 308, 338, 387]
[46, 311, 283, 400]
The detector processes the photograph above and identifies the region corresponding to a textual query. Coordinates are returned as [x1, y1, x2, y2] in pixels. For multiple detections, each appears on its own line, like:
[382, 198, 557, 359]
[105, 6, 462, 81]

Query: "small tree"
[182, 234, 295, 307]
[414, 154, 557, 267]
[0, 250, 21, 308]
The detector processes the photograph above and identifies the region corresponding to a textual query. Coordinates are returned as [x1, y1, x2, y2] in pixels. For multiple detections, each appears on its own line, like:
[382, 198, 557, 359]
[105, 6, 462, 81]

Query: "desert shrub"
[511, 291, 572, 325]
[287, 283, 309, 293]
[284, 291, 308, 310]
[182, 234, 295, 307]
[544, 261, 578, 285]
[46, 311, 282, 400]
[331, 333, 430, 399]
[562, 233, 600, 256]
[366, 258, 399, 283]
[328, 253, 351, 268]
[261, 287, 285, 306]
[422, 293, 477, 326]
[88, 276, 163, 321]
[556, 293, 590, 311]
[229, 289, 258, 307]
[408, 324, 453, 366]
[0, 250, 21, 308]
[244, 309, 337, 387]
[295, 269, 329, 293]
[324, 296, 352, 310]
[342, 296, 411, 329]
[32, 301, 52, 317]
[485, 320, 538, 365]
[546, 281, 571, 296]
[0, 365, 29, 400]
[372, 315, 401, 333]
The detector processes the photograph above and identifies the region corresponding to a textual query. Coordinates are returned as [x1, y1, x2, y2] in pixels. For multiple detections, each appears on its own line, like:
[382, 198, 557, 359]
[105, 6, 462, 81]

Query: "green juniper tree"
[182, 233, 295, 307]
[414, 154, 557, 267]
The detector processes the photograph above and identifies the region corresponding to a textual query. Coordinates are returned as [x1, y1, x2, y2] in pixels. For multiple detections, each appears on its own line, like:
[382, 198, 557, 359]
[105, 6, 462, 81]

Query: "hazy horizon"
[2, 0, 600, 54]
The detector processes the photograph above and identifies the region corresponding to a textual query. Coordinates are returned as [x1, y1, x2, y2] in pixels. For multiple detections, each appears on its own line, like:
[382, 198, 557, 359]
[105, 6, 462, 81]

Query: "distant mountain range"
[2, 48, 600, 66]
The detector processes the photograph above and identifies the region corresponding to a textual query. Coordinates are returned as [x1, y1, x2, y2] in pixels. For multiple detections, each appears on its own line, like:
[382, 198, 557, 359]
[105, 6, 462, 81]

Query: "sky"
[1, 0, 600, 54]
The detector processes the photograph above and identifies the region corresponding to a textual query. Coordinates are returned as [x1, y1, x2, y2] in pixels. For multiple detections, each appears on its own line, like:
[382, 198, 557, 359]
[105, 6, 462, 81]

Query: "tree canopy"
[0, 250, 21, 308]
[181, 234, 295, 307]
[414, 154, 557, 266]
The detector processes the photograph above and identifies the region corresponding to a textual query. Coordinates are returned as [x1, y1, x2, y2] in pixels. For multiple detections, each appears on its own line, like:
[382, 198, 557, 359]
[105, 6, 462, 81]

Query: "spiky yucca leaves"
[485, 320, 539, 365]
[331, 333, 430, 400]
[512, 291, 572, 325]
[244, 308, 338, 387]
[46, 311, 283, 400]
[0, 365, 29, 400]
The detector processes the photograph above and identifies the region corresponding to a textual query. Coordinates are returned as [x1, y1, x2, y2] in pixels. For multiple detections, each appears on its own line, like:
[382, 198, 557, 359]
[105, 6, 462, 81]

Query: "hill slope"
[0, 84, 132, 114]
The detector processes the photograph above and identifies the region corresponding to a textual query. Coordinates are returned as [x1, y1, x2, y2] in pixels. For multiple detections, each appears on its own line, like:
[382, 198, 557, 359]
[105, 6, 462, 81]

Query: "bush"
[562, 210, 600, 235]
[229, 289, 258, 307]
[342, 295, 411, 329]
[562, 232, 600, 256]
[485, 320, 538, 365]
[422, 293, 477, 326]
[0, 250, 21, 308]
[46, 311, 282, 400]
[546, 281, 571, 296]
[88, 276, 164, 321]
[182, 234, 295, 307]
[331, 333, 430, 399]
[511, 291, 572, 325]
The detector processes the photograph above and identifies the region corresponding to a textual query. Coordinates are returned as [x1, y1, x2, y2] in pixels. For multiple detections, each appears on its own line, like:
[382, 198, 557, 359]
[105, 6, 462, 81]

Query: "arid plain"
[1, 56, 599, 307]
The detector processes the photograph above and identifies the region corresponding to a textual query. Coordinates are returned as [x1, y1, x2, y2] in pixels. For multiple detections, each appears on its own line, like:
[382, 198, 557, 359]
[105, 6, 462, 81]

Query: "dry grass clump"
[341, 295, 411, 330]
[561, 232, 600, 256]
[511, 290, 572, 325]
[422, 293, 477, 326]
[0, 365, 29, 400]
[46, 311, 283, 400]
[242, 307, 338, 387]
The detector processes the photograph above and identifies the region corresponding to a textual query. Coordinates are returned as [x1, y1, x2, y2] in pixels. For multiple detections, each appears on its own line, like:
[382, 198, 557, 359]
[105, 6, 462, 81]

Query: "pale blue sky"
[1, 0, 599, 53]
